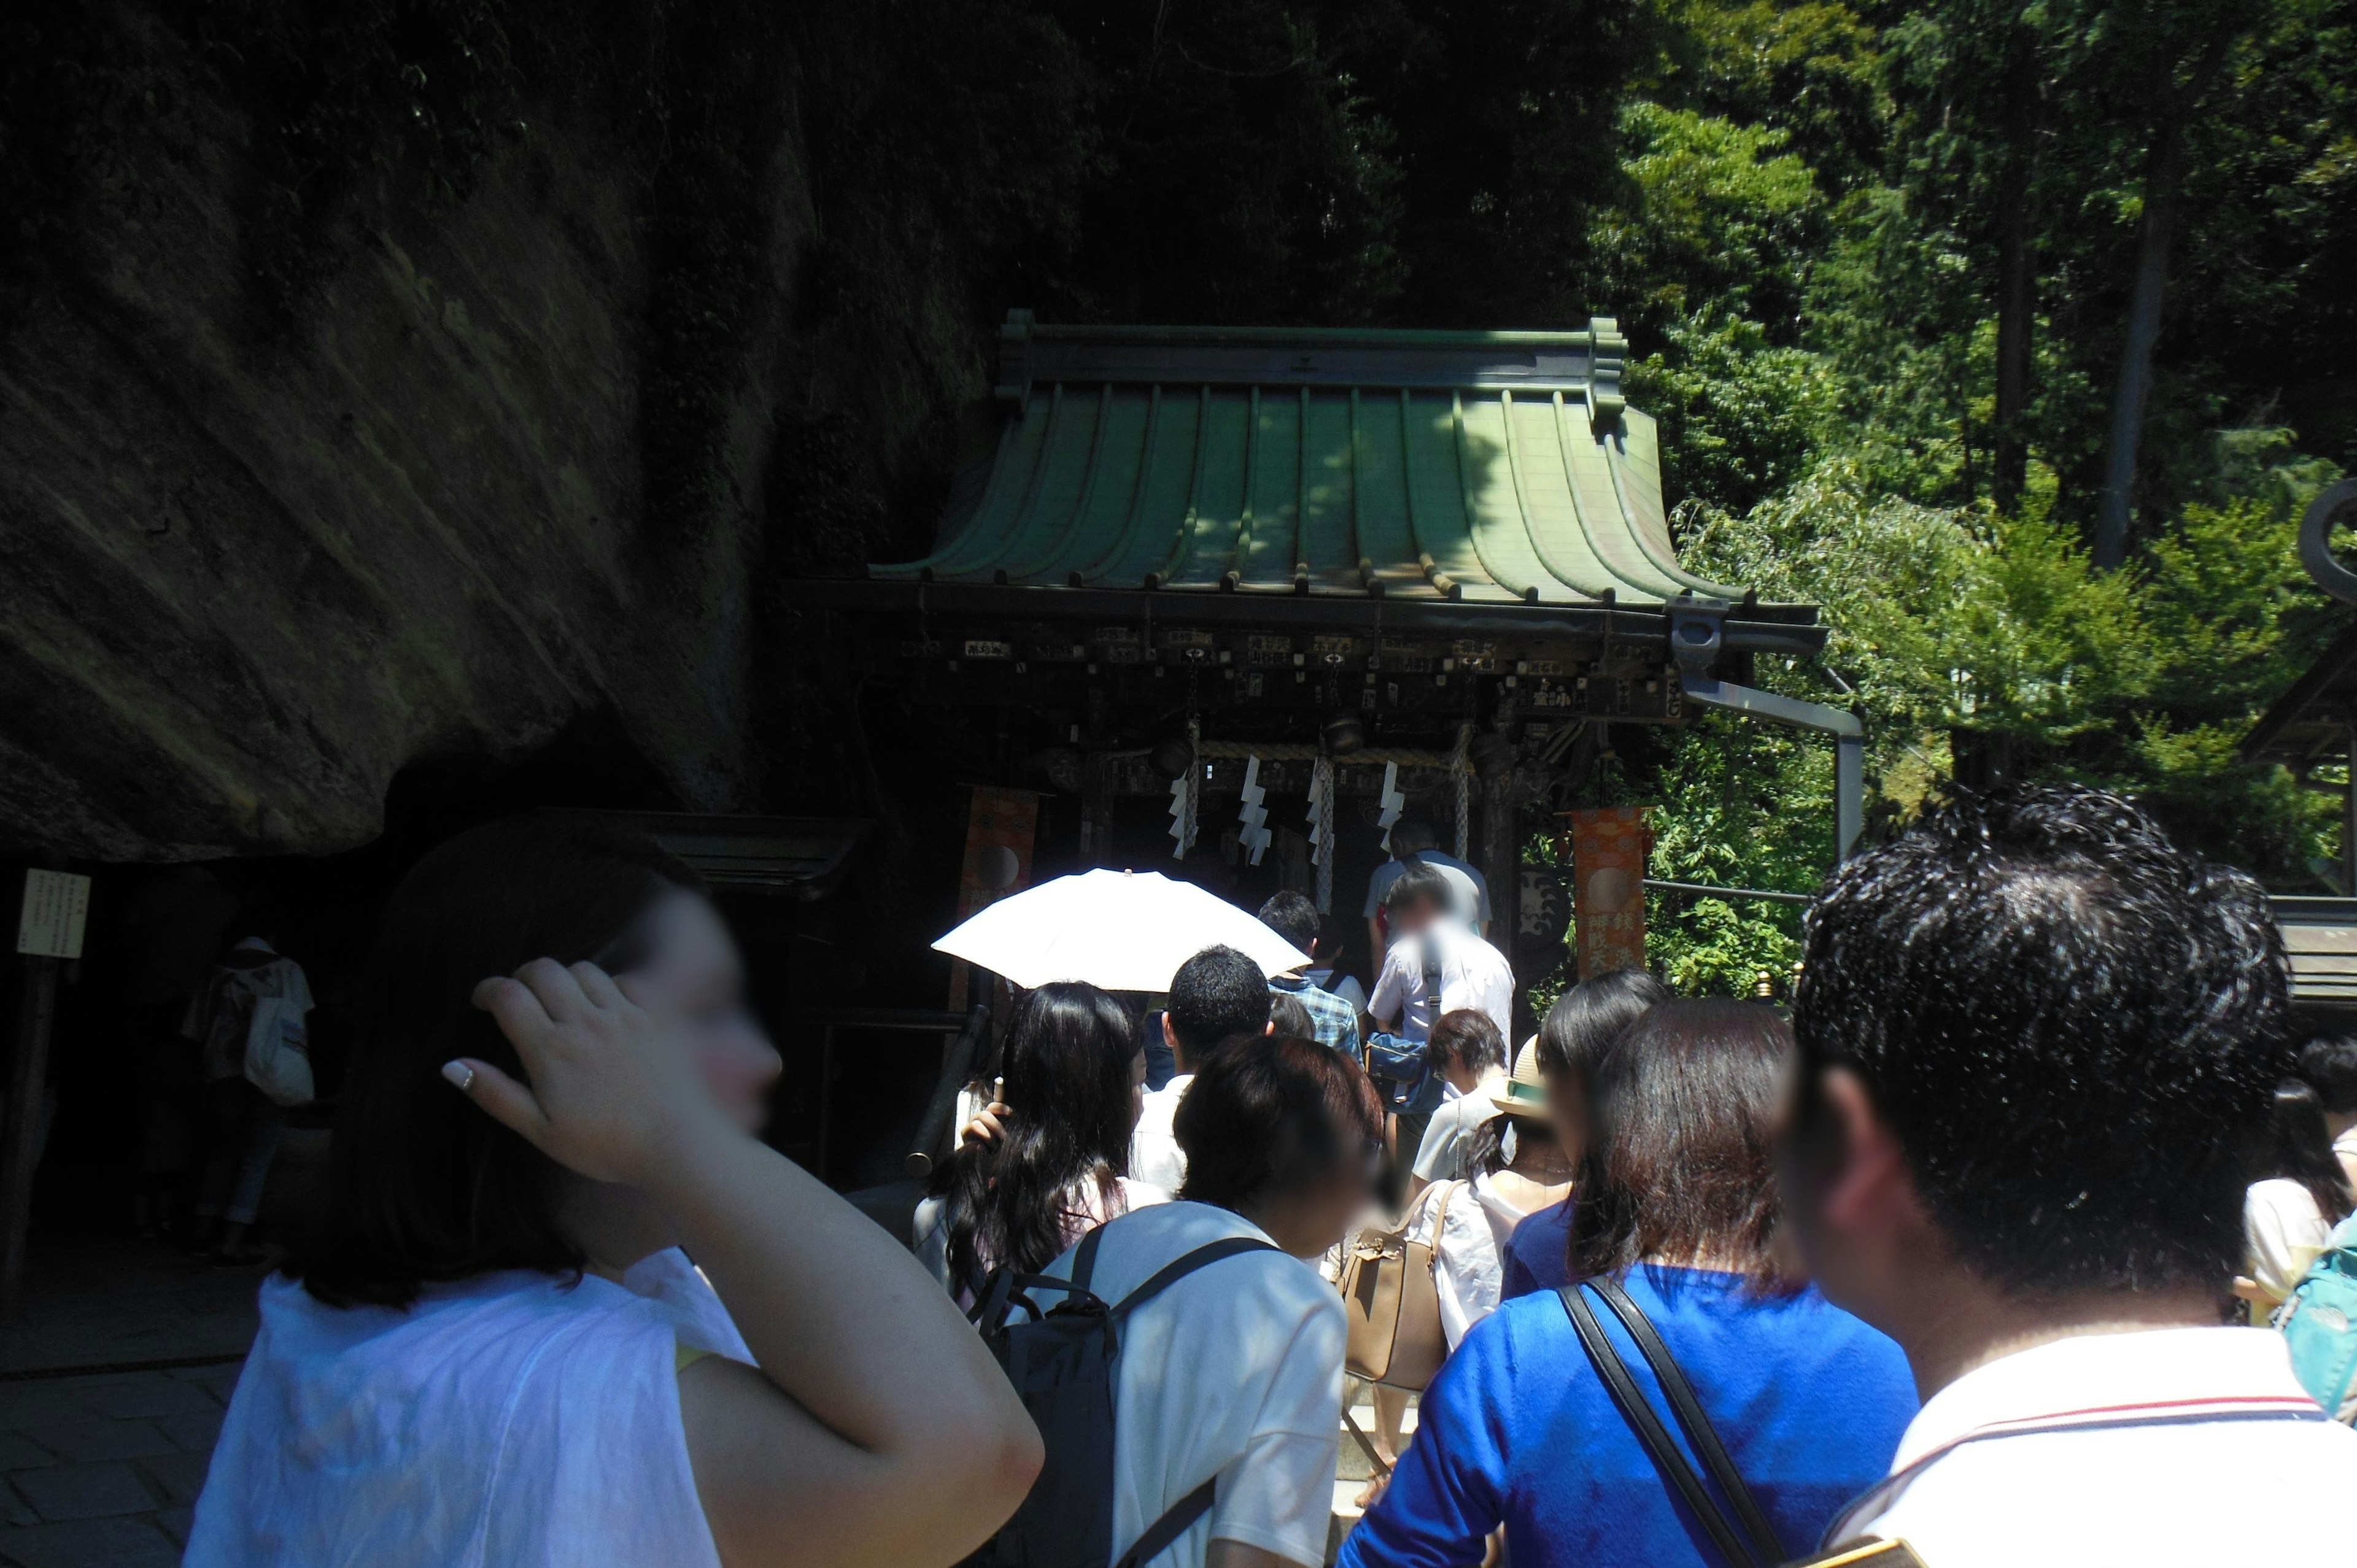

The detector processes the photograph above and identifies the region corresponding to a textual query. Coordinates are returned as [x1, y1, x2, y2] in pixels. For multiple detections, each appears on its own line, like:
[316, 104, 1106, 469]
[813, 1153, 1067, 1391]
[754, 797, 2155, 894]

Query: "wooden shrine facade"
[781, 314, 1863, 949]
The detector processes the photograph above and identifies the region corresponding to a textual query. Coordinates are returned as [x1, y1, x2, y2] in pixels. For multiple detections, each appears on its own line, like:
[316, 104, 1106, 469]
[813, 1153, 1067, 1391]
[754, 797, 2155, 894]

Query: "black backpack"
[966, 1224, 1278, 1568]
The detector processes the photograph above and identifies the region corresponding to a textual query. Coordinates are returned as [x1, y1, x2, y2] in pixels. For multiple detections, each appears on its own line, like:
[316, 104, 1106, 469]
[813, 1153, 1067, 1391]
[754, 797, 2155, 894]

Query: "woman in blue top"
[1342, 1000, 1916, 1568]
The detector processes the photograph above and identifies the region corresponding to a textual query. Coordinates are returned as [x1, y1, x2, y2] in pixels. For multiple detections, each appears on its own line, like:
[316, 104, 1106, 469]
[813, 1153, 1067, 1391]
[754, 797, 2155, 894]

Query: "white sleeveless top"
[187, 1248, 750, 1567]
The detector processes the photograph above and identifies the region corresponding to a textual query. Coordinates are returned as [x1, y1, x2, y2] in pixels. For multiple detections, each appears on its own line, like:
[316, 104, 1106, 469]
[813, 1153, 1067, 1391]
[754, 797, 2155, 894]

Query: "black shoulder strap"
[1589, 1277, 1784, 1566]
[1111, 1237, 1279, 1320]
[1558, 1284, 1767, 1568]
[1112, 1474, 1217, 1568]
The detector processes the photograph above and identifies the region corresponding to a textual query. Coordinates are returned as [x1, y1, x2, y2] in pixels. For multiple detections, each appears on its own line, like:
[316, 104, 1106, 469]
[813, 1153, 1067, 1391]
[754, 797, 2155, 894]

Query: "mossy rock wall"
[0, 5, 958, 859]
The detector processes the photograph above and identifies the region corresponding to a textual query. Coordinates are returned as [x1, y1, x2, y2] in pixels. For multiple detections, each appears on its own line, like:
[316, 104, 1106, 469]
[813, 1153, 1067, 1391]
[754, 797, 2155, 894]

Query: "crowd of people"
[181, 790, 2357, 1567]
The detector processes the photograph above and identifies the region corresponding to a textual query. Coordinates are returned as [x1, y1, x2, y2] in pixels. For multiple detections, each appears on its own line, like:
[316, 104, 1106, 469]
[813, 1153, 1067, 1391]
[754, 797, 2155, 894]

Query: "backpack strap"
[1589, 1276, 1784, 1566]
[1071, 1222, 1109, 1297]
[1110, 1237, 1279, 1321]
[1558, 1283, 1769, 1568]
[1111, 1474, 1217, 1568]
[1097, 1237, 1278, 1566]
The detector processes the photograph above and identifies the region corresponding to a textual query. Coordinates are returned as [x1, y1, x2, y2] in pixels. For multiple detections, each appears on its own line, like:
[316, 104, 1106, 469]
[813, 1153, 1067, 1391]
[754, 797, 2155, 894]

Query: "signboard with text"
[15, 870, 91, 960]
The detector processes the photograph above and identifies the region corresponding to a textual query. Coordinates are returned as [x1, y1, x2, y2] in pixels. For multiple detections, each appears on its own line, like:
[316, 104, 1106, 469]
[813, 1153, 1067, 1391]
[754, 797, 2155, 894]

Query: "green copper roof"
[872, 314, 1747, 606]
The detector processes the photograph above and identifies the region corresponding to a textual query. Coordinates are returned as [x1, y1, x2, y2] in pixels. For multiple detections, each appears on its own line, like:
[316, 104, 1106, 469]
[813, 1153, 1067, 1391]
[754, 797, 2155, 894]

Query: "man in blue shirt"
[1363, 819, 1489, 962]
[1256, 892, 1361, 1057]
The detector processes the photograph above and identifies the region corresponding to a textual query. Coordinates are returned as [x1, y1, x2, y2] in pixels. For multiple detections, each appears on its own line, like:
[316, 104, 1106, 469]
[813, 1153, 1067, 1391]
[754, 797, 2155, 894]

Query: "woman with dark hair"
[2240, 1080, 2357, 1321]
[1498, 966, 1670, 1299]
[188, 816, 1040, 1568]
[1341, 1000, 1915, 1568]
[913, 981, 1164, 1297]
[1030, 1034, 1382, 1568]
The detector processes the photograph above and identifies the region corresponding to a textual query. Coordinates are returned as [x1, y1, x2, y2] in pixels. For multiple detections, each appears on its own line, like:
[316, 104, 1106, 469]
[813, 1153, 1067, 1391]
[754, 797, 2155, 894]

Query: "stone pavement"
[0, 1358, 239, 1567]
[0, 1231, 267, 1566]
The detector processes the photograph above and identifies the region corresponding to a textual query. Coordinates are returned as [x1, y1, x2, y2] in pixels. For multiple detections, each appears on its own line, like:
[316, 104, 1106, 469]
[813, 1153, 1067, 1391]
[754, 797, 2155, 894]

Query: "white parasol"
[932, 868, 1310, 993]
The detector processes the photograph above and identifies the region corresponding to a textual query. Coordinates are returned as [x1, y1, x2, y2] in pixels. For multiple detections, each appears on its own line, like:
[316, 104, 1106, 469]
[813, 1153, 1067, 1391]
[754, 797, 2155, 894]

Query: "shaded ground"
[0, 1234, 263, 1565]
[0, 1236, 257, 1377]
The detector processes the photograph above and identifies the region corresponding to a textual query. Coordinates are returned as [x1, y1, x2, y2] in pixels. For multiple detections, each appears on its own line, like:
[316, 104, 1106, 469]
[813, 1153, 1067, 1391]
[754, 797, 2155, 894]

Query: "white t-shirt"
[188, 1248, 748, 1567]
[1826, 1326, 2357, 1565]
[1402, 1170, 1558, 1350]
[1411, 1070, 1508, 1183]
[912, 1174, 1168, 1297]
[1369, 927, 1514, 1043]
[2244, 1176, 2338, 1307]
[1033, 1202, 1346, 1568]
[1130, 1075, 1193, 1195]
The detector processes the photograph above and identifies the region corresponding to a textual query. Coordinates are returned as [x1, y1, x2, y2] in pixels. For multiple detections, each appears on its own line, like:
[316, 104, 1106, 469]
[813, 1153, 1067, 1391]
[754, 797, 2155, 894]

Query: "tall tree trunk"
[2094, 114, 2186, 568]
[1991, 28, 2040, 514]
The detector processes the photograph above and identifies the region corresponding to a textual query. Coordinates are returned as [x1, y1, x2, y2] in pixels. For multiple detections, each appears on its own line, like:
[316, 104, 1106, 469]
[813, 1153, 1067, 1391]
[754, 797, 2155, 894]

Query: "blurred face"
[1129, 1049, 1149, 1135]
[1543, 1072, 1589, 1165]
[622, 890, 781, 1134]
[1279, 1133, 1382, 1259]
[1773, 1062, 1926, 1331]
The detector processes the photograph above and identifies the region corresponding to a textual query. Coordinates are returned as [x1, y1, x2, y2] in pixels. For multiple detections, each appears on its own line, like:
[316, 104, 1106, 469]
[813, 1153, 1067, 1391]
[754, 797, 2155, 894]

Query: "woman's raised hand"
[449, 958, 719, 1185]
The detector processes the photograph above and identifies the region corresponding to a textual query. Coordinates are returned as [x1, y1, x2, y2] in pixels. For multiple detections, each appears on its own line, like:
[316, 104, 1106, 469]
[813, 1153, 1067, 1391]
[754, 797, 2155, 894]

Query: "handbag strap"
[1426, 1180, 1460, 1278]
[1589, 1277, 1784, 1566]
[1112, 1474, 1217, 1568]
[1558, 1283, 1768, 1568]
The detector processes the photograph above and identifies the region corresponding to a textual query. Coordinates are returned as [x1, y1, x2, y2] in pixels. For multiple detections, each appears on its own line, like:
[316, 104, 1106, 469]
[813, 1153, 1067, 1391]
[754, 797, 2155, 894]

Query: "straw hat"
[1490, 1036, 1550, 1119]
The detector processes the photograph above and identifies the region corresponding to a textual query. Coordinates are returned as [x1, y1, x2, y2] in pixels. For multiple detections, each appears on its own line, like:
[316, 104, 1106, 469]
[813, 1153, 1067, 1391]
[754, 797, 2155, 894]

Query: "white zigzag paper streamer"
[1377, 761, 1406, 851]
[1168, 768, 1196, 858]
[1238, 755, 1272, 866]
[1306, 759, 1331, 867]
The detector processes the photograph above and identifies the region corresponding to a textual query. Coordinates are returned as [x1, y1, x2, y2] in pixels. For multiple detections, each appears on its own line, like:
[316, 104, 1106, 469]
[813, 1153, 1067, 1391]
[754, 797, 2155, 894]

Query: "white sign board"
[15, 870, 91, 960]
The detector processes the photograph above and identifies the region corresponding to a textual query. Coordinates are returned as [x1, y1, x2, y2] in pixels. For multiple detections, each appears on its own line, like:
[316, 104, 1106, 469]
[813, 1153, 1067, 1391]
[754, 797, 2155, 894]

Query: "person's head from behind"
[1315, 915, 1353, 976]
[1429, 1008, 1506, 1093]
[1784, 784, 2290, 1336]
[1571, 1000, 1797, 1288]
[1382, 862, 1455, 940]
[943, 981, 1142, 1282]
[293, 814, 781, 1307]
[2297, 1035, 2357, 1134]
[1256, 891, 1322, 971]
[1176, 1035, 1384, 1258]
[1269, 991, 1315, 1039]
[1164, 944, 1270, 1070]
[1389, 817, 1439, 859]
[2261, 1079, 2354, 1219]
[1537, 967, 1671, 1159]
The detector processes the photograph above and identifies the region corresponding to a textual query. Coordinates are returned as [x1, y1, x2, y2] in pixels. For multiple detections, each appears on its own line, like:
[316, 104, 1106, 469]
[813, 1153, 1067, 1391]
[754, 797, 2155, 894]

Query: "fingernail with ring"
[441, 1060, 476, 1093]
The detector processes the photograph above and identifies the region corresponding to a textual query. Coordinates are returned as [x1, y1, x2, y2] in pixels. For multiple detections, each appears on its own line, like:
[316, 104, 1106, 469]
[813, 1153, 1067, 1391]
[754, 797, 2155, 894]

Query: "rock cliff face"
[0, 7, 957, 861]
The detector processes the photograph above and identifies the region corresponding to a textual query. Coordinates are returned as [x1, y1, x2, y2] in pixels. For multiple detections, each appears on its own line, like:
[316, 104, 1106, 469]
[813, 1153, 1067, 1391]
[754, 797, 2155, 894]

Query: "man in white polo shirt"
[1781, 784, 2357, 1566]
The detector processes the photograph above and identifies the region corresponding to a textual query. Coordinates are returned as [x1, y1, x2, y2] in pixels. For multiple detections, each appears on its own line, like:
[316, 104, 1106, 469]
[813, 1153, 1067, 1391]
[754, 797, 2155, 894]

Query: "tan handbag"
[1338, 1181, 1458, 1390]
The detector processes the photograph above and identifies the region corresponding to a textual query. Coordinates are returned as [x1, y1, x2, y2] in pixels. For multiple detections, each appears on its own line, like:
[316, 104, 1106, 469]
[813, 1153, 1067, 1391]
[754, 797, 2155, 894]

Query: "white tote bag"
[243, 992, 315, 1106]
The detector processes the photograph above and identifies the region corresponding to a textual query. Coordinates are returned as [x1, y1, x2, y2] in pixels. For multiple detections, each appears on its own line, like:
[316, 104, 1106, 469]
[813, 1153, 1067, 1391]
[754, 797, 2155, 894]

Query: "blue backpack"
[1364, 932, 1449, 1115]
[2281, 1211, 2357, 1423]
[965, 1226, 1279, 1568]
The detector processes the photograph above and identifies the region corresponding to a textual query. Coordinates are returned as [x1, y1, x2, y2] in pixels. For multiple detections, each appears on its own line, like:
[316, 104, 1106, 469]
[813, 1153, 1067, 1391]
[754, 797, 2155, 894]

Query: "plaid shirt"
[1270, 975, 1362, 1056]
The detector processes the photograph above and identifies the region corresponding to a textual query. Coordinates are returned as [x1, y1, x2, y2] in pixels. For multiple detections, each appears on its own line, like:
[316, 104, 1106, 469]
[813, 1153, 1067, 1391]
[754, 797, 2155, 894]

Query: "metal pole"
[1, 956, 60, 1312]
[2344, 716, 2356, 896]
[1677, 666, 1865, 859]
[1837, 730, 1864, 860]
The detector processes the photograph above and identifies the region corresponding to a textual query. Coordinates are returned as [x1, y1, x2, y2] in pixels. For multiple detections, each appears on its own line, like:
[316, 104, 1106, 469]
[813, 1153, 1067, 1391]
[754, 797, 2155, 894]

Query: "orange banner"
[956, 787, 1040, 922]
[1571, 806, 1652, 979]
